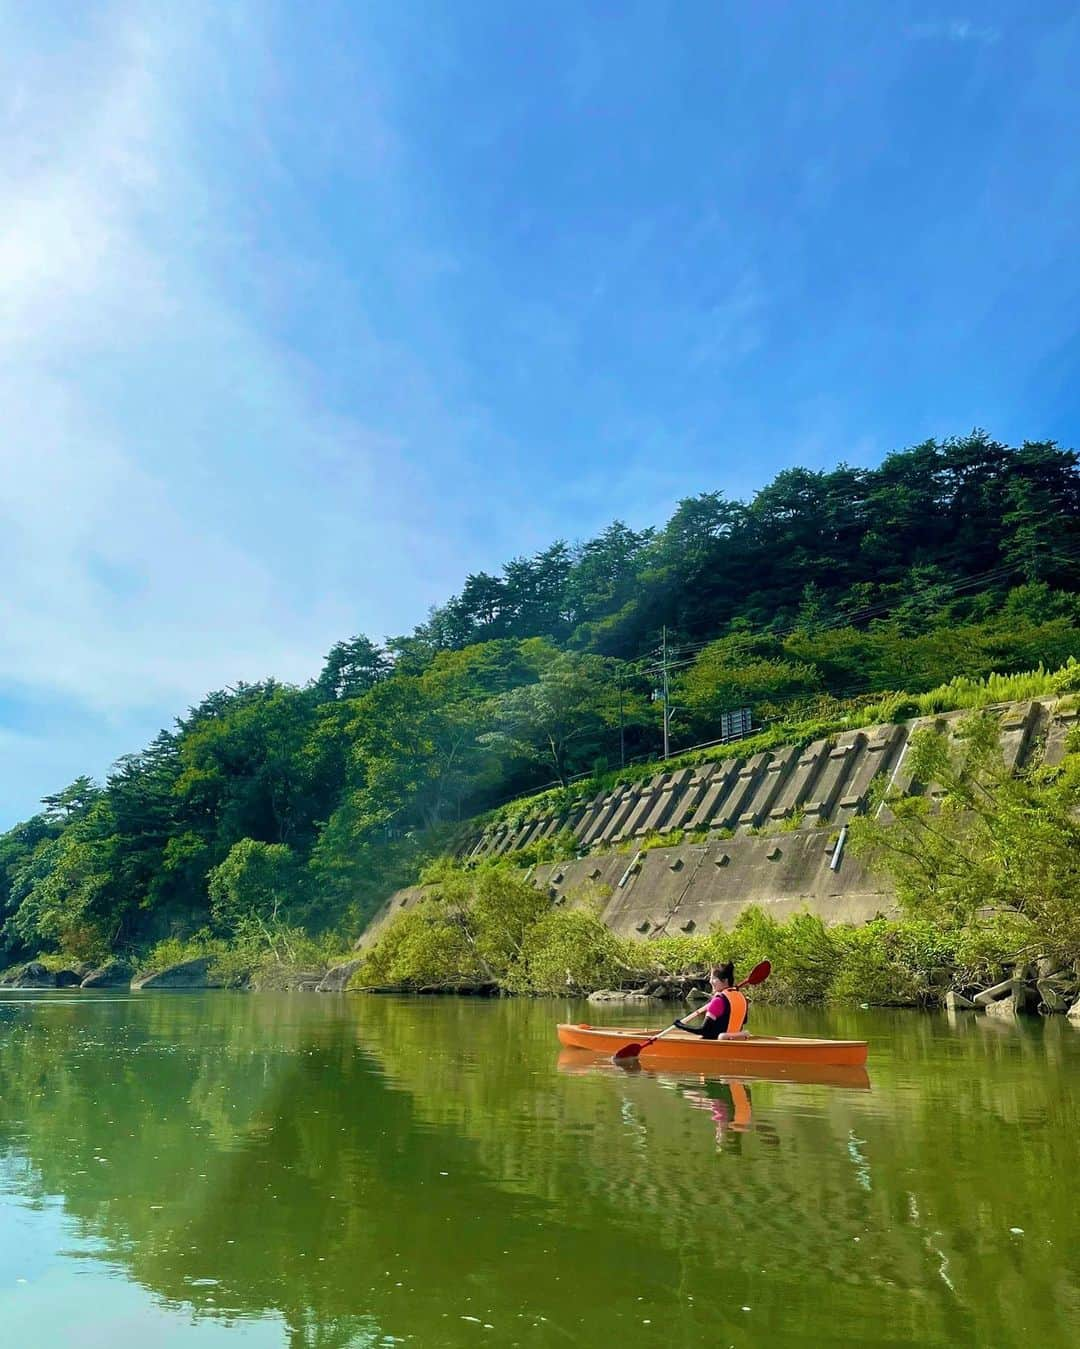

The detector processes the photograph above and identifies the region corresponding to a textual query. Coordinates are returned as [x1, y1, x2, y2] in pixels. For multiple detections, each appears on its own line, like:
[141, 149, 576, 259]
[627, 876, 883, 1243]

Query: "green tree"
[315, 635, 390, 701]
[208, 838, 303, 957]
[483, 642, 625, 785]
[850, 713, 1080, 958]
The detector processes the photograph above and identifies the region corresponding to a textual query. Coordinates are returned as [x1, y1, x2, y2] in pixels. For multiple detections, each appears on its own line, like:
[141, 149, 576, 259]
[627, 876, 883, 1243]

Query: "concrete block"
[998, 700, 1038, 773]
[891, 717, 946, 796]
[637, 768, 693, 836]
[973, 977, 1017, 1007]
[616, 776, 666, 841]
[683, 761, 740, 830]
[835, 723, 902, 821]
[737, 745, 798, 828]
[601, 786, 644, 845]
[578, 791, 621, 847]
[714, 753, 772, 830]
[1044, 700, 1080, 768]
[804, 733, 865, 825]
[571, 790, 610, 842]
[1037, 981, 1069, 1014]
[769, 740, 829, 824]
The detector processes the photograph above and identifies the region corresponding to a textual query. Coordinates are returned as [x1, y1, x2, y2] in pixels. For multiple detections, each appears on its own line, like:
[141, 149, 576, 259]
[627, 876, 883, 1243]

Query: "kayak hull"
[556, 1023, 868, 1067]
[556, 1048, 871, 1091]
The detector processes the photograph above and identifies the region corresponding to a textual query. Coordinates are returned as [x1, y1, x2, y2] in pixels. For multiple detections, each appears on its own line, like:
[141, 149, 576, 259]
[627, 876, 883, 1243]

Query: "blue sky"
[3, 1, 1080, 826]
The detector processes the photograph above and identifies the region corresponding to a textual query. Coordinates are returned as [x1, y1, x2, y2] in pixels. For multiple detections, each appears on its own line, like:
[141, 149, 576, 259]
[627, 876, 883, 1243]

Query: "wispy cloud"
[0, 3, 485, 817]
[905, 18, 1001, 46]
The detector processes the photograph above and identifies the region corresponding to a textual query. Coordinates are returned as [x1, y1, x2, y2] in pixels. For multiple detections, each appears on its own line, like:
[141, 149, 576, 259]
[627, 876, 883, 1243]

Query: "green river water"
[0, 992, 1077, 1348]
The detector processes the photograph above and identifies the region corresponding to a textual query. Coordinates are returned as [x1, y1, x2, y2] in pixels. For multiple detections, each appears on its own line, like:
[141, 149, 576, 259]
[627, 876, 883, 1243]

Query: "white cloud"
[905, 19, 1001, 45]
[0, 3, 484, 817]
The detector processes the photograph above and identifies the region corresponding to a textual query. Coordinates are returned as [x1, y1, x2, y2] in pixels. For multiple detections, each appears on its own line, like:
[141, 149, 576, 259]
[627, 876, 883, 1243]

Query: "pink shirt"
[705, 992, 728, 1019]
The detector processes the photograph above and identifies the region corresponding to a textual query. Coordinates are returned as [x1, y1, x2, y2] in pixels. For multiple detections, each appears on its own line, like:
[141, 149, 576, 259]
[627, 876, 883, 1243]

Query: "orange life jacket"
[723, 988, 748, 1033]
[730, 1081, 752, 1129]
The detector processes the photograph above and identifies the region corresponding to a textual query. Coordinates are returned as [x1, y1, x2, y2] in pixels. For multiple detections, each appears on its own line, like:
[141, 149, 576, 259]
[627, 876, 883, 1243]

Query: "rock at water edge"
[945, 990, 978, 1011]
[588, 989, 660, 1005]
[316, 959, 364, 993]
[1, 961, 57, 988]
[131, 957, 220, 990]
[974, 978, 1020, 1008]
[1037, 981, 1068, 1014]
[81, 961, 133, 989]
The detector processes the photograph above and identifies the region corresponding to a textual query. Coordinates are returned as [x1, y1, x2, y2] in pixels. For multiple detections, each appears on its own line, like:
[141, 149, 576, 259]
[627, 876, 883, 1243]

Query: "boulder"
[315, 959, 364, 993]
[247, 966, 326, 993]
[1037, 981, 1069, 1014]
[685, 987, 710, 1005]
[1037, 956, 1066, 980]
[588, 989, 661, 1005]
[945, 990, 978, 1011]
[81, 961, 133, 989]
[131, 957, 219, 990]
[1, 961, 58, 988]
[973, 978, 1019, 1008]
[54, 969, 83, 988]
[983, 983, 1036, 1018]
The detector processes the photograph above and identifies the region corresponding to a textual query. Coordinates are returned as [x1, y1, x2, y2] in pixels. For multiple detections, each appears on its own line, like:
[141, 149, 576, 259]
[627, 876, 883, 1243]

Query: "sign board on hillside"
[720, 707, 753, 740]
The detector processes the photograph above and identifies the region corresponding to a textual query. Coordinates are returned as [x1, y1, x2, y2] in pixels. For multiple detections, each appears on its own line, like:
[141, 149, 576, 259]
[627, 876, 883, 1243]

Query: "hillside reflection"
[0, 993, 1078, 1347]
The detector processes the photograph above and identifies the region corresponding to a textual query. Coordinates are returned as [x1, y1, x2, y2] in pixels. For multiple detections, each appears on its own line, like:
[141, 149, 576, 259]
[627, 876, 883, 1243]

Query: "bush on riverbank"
[355, 858, 1053, 1005]
[137, 927, 350, 988]
[851, 708, 1080, 960]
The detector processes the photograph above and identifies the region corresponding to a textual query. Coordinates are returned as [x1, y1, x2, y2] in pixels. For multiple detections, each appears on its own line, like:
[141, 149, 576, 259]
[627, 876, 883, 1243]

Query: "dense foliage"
[357, 858, 1051, 1004]
[850, 711, 1080, 959]
[2, 431, 1079, 966]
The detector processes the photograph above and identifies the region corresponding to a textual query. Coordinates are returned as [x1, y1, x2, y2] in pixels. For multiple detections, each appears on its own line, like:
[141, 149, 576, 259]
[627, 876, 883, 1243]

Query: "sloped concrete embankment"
[359, 697, 1078, 952]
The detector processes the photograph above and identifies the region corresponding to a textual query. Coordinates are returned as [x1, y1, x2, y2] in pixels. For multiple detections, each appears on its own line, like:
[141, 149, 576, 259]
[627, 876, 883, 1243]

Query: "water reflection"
[0, 993, 1077, 1348]
[558, 1047, 869, 1151]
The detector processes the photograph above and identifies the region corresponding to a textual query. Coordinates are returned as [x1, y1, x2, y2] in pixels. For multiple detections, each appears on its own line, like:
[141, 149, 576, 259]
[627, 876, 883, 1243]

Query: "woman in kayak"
[674, 963, 748, 1039]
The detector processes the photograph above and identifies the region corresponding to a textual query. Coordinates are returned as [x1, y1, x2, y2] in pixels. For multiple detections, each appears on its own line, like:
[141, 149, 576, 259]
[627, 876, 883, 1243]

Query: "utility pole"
[661, 625, 671, 760]
[617, 663, 626, 768]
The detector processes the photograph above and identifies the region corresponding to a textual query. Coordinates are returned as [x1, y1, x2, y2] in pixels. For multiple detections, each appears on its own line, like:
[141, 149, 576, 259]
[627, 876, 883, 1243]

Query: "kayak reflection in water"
[680, 1078, 753, 1149]
[672, 962, 748, 1040]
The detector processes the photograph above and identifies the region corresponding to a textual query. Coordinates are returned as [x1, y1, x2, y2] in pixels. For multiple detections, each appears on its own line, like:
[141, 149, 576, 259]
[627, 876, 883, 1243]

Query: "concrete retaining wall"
[360, 697, 1077, 947]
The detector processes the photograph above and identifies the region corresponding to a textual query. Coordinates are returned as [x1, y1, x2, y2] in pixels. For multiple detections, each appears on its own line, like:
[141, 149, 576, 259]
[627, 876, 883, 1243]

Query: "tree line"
[2, 431, 1079, 966]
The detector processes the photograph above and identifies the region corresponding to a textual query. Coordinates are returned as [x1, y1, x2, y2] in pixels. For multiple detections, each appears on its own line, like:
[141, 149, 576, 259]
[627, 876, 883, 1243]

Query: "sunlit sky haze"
[3, 1, 1080, 823]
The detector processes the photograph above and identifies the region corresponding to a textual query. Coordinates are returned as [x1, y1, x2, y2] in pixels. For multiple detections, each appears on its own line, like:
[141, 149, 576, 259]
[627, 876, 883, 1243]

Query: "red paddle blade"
[613, 1041, 644, 1061]
[742, 959, 771, 987]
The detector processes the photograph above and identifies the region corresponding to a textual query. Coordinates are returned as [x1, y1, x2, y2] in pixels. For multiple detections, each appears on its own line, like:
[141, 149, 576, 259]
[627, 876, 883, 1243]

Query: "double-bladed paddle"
[612, 960, 772, 1061]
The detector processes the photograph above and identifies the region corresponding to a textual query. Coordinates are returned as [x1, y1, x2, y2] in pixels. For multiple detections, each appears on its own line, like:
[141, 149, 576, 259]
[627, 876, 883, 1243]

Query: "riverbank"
[7, 905, 1079, 1022]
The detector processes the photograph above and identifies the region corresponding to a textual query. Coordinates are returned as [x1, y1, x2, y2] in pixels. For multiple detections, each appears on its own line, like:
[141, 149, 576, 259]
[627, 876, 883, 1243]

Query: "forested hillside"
[3, 431, 1079, 967]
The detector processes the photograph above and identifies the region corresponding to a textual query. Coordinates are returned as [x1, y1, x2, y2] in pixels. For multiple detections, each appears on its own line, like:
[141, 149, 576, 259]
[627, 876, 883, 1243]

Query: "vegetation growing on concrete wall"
[360, 713, 1080, 1001]
[850, 708, 1080, 959]
[481, 657, 1080, 837]
[354, 858, 1048, 1005]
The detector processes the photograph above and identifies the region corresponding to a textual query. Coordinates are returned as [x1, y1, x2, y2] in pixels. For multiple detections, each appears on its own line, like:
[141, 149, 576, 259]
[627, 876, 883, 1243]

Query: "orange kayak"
[556, 1048, 870, 1091]
[557, 1022, 868, 1067]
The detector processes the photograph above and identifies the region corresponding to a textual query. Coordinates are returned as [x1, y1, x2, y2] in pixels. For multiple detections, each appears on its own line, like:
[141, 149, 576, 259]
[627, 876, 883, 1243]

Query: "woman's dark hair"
[711, 962, 735, 985]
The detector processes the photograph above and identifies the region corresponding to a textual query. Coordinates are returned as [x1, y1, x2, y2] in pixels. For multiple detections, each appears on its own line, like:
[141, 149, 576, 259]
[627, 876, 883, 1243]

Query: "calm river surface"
[0, 992, 1078, 1348]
